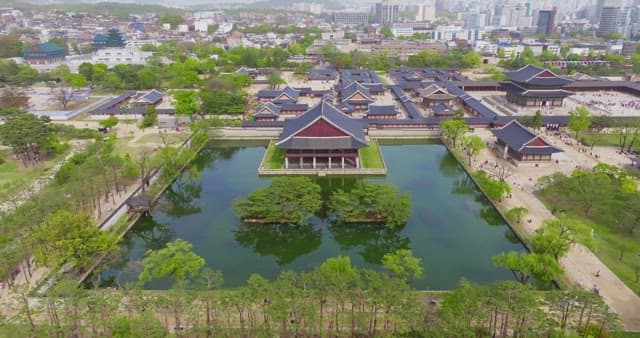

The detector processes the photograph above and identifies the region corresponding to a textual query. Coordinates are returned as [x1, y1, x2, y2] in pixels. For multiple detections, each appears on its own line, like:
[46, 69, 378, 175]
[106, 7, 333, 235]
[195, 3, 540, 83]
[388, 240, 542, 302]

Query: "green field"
[135, 133, 188, 145]
[0, 151, 62, 204]
[262, 142, 284, 169]
[581, 133, 622, 147]
[359, 141, 385, 169]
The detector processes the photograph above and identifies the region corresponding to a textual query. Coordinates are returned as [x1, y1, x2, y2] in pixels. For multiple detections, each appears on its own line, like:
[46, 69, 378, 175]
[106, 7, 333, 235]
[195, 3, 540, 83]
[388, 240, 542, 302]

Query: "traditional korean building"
[500, 65, 573, 107]
[339, 82, 374, 111]
[254, 102, 281, 121]
[23, 43, 66, 65]
[256, 86, 300, 103]
[308, 68, 337, 81]
[133, 89, 164, 107]
[431, 103, 456, 118]
[275, 101, 368, 169]
[366, 104, 399, 119]
[417, 84, 457, 108]
[492, 120, 561, 161]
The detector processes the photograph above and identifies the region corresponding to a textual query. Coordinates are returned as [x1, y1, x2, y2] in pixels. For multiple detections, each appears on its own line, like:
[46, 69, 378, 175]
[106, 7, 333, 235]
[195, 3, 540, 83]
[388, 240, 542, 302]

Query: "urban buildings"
[414, 1, 436, 22]
[597, 5, 620, 37]
[334, 12, 369, 26]
[536, 7, 557, 36]
[374, 0, 399, 25]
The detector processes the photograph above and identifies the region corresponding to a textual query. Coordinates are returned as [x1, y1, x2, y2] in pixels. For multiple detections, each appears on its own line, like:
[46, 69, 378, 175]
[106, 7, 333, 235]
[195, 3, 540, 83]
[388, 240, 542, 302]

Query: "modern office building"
[374, 0, 399, 25]
[597, 5, 620, 37]
[334, 12, 369, 26]
[536, 7, 557, 36]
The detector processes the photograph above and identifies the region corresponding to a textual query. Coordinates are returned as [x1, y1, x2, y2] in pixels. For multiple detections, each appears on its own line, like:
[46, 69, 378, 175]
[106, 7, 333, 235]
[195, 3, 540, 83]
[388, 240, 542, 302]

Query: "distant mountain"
[0, 1, 182, 17]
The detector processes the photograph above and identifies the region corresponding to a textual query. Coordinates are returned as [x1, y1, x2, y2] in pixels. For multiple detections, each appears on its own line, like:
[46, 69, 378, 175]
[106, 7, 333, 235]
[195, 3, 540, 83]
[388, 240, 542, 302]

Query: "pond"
[97, 140, 527, 290]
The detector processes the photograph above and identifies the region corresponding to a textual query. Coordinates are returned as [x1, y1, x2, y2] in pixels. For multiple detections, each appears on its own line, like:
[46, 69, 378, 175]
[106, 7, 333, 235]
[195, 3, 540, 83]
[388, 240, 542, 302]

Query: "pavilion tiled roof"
[500, 81, 574, 98]
[135, 89, 164, 105]
[340, 81, 373, 102]
[505, 65, 572, 87]
[309, 68, 337, 80]
[276, 101, 367, 150]
[417, 84, 456, 100]
[281, 86, 300, 101]
[432, 103, 454, 115]
[256, 102, 281, 115]
[492, 120, 562, 155]
[367, 104, 398, 115]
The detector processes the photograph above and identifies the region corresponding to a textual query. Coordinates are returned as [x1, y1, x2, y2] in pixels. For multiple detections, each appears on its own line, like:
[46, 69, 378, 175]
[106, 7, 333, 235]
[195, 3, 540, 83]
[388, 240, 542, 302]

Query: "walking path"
[473, 128, 640, 331]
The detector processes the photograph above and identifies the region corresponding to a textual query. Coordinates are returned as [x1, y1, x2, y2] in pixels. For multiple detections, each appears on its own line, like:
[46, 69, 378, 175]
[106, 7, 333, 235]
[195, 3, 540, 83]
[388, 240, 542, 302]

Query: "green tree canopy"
[233, 177, 322, 225]
[328, 181, 411, 228]
[174, 90, 200, 118]
[29, 210, 118, 268]
[568, 106, 592, 139]
[0, 111, 55, 166]
[381, 249, 424, 282]
[440, 118, 468, 148]
[492, 251, 563, 284]
[99, 116, 119, 130]
[139, 239, 205, 284]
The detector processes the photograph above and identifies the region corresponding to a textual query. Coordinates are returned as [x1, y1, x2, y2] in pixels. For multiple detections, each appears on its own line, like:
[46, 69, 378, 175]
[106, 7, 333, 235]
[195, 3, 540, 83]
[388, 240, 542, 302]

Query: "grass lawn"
[135, 133, 188, 145]
[0, 151, 61, 203]
[359, 141, 385, 169]
[536, 189, 640, 296]
[588, 220, 640, 296]
[263, 142, 284, 169]
[581, 133, 622, 148]
[113, 136, 154, 159]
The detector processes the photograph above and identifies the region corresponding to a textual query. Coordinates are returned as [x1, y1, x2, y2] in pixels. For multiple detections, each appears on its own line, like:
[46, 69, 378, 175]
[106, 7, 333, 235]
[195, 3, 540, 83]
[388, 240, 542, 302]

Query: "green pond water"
[98, 140, 527, 290]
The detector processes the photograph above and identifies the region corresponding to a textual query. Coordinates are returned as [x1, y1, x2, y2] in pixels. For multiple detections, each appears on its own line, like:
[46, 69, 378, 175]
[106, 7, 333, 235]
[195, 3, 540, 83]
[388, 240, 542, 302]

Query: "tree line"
[1, 238, 619, 337]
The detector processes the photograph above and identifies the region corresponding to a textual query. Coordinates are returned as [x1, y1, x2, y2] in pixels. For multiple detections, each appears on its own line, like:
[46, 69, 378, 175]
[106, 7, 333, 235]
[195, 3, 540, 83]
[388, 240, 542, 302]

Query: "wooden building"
[492, 120, 561, 161]
[500, 65, 573, 107]
[339, 81, 374, 111]
[418, 84, 457, 108]
[275, 101, 368, 169]
[23, 43, 66, 65]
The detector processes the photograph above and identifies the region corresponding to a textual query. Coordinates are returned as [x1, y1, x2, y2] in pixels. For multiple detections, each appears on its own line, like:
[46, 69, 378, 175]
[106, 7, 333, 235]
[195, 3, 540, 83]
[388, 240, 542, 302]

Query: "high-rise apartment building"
[414, 2, 436, 22]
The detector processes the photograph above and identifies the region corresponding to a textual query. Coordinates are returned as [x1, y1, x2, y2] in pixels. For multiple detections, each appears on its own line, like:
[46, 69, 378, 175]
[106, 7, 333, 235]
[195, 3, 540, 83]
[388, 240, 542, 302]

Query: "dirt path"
[473, 129, 640, 331]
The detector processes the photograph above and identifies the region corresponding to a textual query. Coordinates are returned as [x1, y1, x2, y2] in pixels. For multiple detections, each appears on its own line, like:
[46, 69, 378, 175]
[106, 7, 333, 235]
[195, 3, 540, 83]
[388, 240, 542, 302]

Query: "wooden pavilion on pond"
[500, 65, 573, 107]
[275, 100, 368, 169]
[492, 120, 561, 161]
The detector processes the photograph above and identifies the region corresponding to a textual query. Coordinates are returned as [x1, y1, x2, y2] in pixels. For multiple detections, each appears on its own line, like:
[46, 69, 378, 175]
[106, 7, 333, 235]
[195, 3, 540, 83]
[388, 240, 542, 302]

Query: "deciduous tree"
[29, 210, 118, 268]
[568, 106, 592, 139]
[139, 239, 205, 284]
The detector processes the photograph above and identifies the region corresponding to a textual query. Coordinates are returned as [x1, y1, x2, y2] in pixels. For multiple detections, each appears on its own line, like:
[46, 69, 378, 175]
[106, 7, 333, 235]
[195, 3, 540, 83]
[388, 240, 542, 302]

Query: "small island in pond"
[232, 176, 322, 225]
[328, 181, 411, 228]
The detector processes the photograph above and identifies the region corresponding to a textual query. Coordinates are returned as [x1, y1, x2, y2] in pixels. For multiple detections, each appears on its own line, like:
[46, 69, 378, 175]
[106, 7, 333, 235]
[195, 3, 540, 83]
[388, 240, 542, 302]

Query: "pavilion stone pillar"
[341, 157, 345, 168]
[313, 157, 316, 169]
[328, 157, 332, 169]
[285, 157, 289, 169]
[300, 157, 303, 167]
[503, 144, 509, 159]
[356, 157, 360, 169]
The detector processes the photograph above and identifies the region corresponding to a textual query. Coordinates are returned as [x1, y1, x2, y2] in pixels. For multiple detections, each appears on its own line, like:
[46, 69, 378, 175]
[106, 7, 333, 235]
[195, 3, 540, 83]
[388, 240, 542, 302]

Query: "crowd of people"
[575, 92, 640, 116]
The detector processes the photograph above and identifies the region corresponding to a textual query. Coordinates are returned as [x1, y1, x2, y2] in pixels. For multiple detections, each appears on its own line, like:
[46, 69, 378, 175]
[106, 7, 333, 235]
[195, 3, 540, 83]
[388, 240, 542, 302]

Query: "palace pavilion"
[275, 100, 368, 169]
[500, 65, 573, 107]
